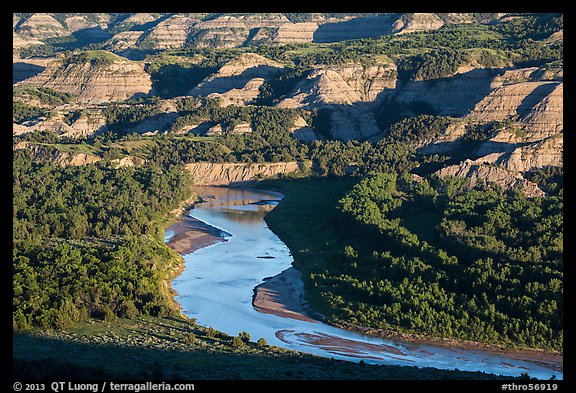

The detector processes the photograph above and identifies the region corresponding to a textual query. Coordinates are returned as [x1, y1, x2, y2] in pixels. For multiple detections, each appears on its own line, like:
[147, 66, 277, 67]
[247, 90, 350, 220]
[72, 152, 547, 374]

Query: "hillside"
[12, 13, 563, 380]
[14, 25, 563, 194]
[13, 13, 507, 54]
[188, 52, 285, 106]
[15, 51, 153, 103]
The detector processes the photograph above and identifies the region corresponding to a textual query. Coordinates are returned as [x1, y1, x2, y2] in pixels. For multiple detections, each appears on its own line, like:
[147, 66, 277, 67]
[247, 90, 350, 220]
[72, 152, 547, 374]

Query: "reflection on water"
[220, 207, 274, 222]
[171, 186, 562, 380]
[191, 186, 277, 224]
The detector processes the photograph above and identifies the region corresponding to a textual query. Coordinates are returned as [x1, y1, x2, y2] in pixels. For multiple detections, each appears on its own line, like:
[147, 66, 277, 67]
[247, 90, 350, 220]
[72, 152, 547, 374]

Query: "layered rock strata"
[188, 53, 285, 106]
[288, 116, 317, 142]
[488, 133, 563, 173]
[14, 13, 69, 41]
[13, 142, 101, 166]
[466, 81, 562, 135]
[276, 62, 396, 140]
[141, 14, 199, 49]
[13, 13, 511, 51]
[16, 53, 153, 104]
[392, 13, 445, 35]
[13, 106, 108, 138]
[184, 161, 302, 185]
[435, 159, 545, 197]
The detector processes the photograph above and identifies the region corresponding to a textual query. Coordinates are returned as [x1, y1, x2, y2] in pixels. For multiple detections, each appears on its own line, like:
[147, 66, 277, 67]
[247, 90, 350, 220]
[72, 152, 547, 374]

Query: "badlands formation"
[12, 13, 563, 195]
[13, 13, 469, 51]
[15, 53, 153, 104]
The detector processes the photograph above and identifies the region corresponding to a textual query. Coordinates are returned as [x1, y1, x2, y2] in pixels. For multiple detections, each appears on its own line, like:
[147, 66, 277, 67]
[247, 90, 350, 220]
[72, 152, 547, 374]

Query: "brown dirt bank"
[253, 265, 563, 373]
[253, 267, 317, 323]
[165, 215, 226, 256]
[164, 186, 562, 375]
[339, 322, 563, 373]
[164, 185, 284, 256]
[164, 189, 239, 256]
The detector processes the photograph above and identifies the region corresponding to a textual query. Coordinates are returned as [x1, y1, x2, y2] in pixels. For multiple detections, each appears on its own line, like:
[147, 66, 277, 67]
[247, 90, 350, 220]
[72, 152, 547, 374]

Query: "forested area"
[102, 99, 162, 133]
[323, 173, 562, 349]
[13, 109, 452, 180]
[12, 149, 194, 330]
[13, 86, 75, 124]
[12, 111, 520, 182]
[397, 49, 469, 81]
[265, 171, 563, 351]
[138, 128, 417, 177]
[13, 99, 563, 351]
[13, 102, 52, 124]
[13, 12, 563, 356]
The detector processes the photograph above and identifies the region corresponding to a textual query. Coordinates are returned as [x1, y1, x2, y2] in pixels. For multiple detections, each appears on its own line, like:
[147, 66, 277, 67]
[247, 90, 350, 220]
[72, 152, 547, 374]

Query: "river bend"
[166, 186, 562, 380]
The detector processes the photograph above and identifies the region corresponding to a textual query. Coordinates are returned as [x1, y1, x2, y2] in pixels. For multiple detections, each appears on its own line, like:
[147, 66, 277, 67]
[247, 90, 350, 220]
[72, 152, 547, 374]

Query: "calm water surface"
[168, 186, 562, 380]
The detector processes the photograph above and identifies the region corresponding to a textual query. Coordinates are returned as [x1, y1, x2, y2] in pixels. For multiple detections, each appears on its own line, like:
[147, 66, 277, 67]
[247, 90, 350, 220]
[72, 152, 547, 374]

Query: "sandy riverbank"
[165, 186, 562, 376]
[165, 215, 227, 255]
[252, 267, 317, 323]
[165, 186, 281, 255]
[252, 265, 563, 373]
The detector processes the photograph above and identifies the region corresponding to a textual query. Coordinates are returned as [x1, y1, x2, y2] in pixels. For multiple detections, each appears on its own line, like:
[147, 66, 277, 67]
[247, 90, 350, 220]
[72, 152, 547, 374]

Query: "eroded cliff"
[15, 52, 153, 104]
[189, 53, 285, 106]
[14, 13, 508, 52]
[184, 161, 303, 185]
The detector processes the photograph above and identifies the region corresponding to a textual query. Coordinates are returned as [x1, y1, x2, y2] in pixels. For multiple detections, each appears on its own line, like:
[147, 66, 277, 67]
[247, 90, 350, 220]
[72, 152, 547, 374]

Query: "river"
[166, 186, 562, 380]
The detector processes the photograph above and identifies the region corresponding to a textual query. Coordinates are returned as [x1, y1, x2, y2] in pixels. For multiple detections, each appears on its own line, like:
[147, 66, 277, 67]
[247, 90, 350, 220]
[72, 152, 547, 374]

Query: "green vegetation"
[494, 13, 563, 41]
[524, 166, 563, 196]
[253, 66, 310, 106]
[397, 48, 469, 81]
[263, 173, 563, 351]
[12, 111, 513, 183]
[283, 13, 384, 23]
[102, 100, 162, 134]
[13, 12, 563, 379]
[13, 149, 194, 330]
[144, 53, 218, 98]
[248, 18, 560, 72]
[13, 316, 511, 380]
[13, 85, 75, 106]
[100, 106, 459, 176]
[143, 48, 245, 96]
[62, 50, 120, 67]
[12, 86, 75, 125]
[133, 112, 305, 166]
[13, 102, 52, 124]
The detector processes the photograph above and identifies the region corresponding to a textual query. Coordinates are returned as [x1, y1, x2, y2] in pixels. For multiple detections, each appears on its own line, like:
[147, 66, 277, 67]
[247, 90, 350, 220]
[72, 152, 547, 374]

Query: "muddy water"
[168, 186, 562, 380]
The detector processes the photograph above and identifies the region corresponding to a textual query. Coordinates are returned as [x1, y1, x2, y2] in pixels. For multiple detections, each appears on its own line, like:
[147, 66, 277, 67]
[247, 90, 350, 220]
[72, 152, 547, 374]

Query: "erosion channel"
[165, 186, 562, 380]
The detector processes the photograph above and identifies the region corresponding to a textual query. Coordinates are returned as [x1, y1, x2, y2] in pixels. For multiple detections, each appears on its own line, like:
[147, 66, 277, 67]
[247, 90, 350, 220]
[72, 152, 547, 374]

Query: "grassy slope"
[12, 174, 511, 380]
[13, 316, 506, 380]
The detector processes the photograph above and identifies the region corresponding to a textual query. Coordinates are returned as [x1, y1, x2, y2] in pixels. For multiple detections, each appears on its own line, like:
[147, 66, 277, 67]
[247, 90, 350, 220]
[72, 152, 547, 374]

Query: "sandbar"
[165, 215, 226, 256]
[253, 267, 317, 323]
[253, 265, 563, 373]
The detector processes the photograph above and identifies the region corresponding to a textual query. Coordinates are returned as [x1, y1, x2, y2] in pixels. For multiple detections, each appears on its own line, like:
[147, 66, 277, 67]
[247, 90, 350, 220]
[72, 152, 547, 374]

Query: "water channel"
[166, 186, 562, 380]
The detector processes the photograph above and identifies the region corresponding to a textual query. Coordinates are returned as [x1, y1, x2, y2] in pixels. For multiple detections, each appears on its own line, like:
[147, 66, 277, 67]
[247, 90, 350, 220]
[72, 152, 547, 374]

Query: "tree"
[256, 337, 268, 347]
[239, 331, 251, 344]
[230, 336, 245, 348]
